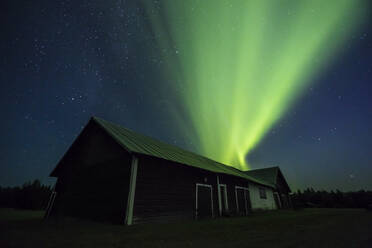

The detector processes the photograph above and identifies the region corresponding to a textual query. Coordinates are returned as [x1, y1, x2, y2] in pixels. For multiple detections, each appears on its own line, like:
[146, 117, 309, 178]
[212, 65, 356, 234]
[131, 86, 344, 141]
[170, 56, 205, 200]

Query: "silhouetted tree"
[0, 180, 52, 210]
[291, 188, 372, 209]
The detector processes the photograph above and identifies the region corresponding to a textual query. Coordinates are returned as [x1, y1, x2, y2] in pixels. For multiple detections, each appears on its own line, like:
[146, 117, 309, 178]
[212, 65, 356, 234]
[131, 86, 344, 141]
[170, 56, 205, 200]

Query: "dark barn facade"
[46, 117, 291, 225]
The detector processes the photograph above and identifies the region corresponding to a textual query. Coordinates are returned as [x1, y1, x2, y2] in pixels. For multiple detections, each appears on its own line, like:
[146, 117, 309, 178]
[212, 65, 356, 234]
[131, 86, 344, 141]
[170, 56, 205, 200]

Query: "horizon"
[1, 0, 371, 191]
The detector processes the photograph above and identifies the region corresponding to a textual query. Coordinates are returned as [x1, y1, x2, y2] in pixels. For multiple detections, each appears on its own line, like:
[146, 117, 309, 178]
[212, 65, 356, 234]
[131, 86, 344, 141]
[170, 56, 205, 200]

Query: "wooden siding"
[218, 174, 250, 214]
[50, 121, 132, 223]
[133, 154, 220, 223]
[196, 184, 213, 218]
[274, 171, 292, 209]
[276, 173, 290, 194]
[49, 120, 282, 224]
[217, 174, 276, 212]
[249, 183, 276, 210]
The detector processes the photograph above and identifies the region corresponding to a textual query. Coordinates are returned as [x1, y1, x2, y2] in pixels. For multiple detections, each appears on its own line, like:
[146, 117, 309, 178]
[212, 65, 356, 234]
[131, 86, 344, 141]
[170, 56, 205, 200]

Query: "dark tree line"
[292, 188, 372, 209]
[1, 181, 372, 211]
[0, 180, 52, 210]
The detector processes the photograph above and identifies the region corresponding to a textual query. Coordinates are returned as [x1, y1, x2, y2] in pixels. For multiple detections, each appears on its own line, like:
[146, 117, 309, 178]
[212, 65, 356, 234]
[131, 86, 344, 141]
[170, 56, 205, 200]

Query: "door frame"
[195, 183, 214, 218]
[219, 184, 228, 212]
[235, 186, 250, 215]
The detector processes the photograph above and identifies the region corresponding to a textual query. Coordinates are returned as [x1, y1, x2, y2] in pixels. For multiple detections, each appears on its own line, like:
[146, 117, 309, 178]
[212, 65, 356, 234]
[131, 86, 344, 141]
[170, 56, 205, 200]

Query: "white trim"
[235, 186, 249, 214]
[195, 183, 213, 218]
[125, 156, 138, 225]
[44, 191, 57, 219]
[217, 176, 222, 216]
[196, 183, 212, 188]
[219, 184, 228, 211]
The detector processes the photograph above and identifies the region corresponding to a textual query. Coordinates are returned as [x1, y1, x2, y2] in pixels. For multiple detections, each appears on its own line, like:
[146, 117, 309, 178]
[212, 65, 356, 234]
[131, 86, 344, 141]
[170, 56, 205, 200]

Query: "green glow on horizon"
[144, 0, 365, 170]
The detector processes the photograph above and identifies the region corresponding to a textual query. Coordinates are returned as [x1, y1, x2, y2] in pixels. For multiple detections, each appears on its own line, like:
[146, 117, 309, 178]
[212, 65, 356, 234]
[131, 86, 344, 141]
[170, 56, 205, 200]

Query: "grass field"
[0, 208, 371, 248]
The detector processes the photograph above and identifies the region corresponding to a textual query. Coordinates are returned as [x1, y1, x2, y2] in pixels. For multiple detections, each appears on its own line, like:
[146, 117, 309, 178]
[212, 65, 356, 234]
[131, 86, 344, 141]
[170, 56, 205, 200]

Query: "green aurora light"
[143, 0, 366, 170]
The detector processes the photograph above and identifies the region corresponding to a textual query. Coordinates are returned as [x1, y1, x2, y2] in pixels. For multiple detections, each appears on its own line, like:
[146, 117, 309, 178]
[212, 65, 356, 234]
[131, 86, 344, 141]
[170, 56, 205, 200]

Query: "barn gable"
[48, 120, 133, 223]
[243, 167, 291, 193]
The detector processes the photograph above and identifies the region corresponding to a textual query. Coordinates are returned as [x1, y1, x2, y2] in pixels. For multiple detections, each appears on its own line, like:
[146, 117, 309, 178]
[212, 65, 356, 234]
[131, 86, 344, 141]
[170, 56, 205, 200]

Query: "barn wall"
[51, 121, 132, 223]
[248, 183, 276, 210]
[276, 172, 290, 194]
[274, 172, 291, 209]
[133, 154, 219, 223]
[218, 174, 250, 214]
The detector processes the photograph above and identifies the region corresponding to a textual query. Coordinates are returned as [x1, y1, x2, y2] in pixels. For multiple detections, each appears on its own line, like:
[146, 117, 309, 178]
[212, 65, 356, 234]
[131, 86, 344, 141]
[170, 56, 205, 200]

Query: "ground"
[0, 208, 371, 248]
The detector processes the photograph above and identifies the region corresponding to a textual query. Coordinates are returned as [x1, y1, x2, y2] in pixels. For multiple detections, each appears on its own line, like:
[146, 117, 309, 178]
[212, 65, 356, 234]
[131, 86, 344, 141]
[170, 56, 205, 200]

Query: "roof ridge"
[93, 116, 236, 167]
[92, 116, 274, 188]
[245, 166, 279, 172]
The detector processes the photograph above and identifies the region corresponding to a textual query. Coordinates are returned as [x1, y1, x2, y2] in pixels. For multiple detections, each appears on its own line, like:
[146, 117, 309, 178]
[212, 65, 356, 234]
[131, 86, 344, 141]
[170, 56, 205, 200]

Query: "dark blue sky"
[1, 0, 371, 191]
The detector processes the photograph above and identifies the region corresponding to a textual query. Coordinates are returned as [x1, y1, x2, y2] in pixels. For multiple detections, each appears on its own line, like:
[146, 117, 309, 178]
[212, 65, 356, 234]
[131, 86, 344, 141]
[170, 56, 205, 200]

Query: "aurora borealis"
[0, 0, 371, 190]
[143, 0, 366, 170]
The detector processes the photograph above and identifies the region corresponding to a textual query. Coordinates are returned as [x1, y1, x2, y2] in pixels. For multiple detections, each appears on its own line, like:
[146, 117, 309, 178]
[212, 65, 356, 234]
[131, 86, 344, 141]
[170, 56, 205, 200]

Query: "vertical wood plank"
[125, 156, 138, 225]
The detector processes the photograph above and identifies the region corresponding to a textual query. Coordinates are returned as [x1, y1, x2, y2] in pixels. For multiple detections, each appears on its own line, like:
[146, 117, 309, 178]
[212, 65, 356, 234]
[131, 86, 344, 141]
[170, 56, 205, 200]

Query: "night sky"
[1, 0, 371, 191]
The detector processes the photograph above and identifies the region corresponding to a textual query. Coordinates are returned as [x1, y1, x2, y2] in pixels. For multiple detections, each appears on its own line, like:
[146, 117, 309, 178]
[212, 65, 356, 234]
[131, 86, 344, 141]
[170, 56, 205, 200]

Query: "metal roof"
[92, 117, 274, 188]
[243, 166, 291, 192]
[243, 167, 279, 185]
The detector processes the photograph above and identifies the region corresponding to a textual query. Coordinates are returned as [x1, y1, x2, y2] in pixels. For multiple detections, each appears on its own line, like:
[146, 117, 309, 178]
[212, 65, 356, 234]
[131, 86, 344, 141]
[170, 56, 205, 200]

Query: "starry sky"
[1, 0, 371, 191]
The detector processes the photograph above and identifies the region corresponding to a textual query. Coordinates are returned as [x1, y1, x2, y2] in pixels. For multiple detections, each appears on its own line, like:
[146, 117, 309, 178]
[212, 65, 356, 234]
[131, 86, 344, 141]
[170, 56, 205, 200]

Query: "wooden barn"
[45, 117, 291, 225]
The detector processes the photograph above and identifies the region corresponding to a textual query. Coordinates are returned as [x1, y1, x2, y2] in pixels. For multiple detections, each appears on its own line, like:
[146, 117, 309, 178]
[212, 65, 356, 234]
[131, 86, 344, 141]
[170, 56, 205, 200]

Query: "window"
[259, 187, 267, 199]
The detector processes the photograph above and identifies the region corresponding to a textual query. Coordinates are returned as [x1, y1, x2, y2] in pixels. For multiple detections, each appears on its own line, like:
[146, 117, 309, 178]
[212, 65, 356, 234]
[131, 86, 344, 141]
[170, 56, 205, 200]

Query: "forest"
[1, 180, 371, 211]
[0, 180, 52, 210]
[292, 188, 372, 209]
